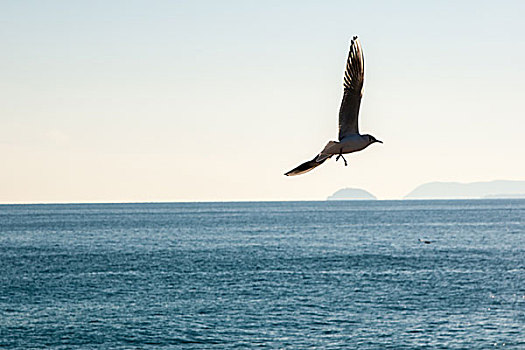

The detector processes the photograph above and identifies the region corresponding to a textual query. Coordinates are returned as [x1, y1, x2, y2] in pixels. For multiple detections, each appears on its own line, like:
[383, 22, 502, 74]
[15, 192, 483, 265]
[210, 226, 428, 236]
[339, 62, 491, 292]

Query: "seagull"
[284, 36, 382, 176]
[418, 239, 433, 244]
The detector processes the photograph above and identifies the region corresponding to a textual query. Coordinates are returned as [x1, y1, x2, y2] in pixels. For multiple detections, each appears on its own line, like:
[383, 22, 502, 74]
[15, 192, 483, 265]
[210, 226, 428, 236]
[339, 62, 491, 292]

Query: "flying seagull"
[285, 36, 382, 176]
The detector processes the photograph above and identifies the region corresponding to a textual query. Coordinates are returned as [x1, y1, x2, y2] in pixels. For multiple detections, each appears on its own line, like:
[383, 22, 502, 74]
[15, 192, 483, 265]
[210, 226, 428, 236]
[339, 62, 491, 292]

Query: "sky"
[1, 0, 524, 203]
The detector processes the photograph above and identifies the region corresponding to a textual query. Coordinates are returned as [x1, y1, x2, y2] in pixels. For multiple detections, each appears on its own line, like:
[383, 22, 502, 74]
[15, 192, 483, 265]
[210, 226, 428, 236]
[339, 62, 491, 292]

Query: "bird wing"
[284, 155, 330, 176]
[338, 36, 364, 141]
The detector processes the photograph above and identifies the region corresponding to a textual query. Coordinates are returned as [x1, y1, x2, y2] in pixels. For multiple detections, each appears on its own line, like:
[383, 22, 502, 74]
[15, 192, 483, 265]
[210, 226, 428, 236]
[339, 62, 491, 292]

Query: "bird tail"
[284, 155, 330, 176]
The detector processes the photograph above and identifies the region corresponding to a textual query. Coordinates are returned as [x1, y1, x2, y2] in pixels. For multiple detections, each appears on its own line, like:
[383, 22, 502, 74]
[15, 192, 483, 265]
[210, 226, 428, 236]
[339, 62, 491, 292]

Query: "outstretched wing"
[284, 155, 330, 176]
[338, 36, 364, 140]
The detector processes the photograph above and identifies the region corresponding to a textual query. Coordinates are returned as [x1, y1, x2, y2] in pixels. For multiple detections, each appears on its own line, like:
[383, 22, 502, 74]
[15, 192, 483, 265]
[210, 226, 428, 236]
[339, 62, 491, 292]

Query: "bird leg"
[336, 150, 348, 166]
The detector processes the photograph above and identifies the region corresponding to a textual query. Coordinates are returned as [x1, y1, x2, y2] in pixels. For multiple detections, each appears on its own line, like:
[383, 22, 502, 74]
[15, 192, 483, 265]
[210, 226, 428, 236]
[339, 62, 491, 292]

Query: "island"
[404, 180, 525, 199]
[327, 188, 377, 200]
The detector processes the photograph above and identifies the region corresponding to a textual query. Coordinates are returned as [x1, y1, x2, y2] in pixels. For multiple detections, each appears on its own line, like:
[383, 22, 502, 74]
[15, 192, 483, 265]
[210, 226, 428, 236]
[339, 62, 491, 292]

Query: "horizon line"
[2, 197, 524, 206]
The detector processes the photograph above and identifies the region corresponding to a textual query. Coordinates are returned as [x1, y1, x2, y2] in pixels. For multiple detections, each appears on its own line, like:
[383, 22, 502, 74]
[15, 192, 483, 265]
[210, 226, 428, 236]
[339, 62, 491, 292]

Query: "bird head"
[366, 134, 383, 145]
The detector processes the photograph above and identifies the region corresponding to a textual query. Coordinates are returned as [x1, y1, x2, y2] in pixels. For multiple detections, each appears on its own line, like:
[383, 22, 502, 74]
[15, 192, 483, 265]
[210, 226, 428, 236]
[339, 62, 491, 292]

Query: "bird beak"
[375, 140, 383, 144]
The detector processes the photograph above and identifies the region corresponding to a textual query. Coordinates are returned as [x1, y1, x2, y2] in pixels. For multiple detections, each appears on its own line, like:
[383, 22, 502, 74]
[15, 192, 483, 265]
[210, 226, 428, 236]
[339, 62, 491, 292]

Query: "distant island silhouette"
[327, 188, 376, 200]
[405, 180, 525, 199]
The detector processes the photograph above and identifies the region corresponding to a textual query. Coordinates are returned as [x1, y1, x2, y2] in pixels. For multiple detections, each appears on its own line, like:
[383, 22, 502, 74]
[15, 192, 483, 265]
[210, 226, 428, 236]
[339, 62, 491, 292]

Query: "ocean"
[0, 200, 524, 349]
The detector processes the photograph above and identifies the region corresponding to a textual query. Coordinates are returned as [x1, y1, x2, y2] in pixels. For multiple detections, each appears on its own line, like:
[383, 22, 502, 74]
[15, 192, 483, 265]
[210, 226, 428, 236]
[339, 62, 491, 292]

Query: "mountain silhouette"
[327, 188, 377, 200]
[405, 180, 525, 199]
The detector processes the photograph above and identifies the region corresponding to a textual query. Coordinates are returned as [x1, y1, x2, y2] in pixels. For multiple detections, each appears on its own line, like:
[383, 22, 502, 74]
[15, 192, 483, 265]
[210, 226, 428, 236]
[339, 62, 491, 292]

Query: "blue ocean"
[1, 200, 524, 349]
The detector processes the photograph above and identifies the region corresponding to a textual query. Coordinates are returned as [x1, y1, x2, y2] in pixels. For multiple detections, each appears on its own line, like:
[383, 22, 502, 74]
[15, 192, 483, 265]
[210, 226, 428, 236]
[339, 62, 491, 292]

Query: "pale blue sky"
[1, 1, 524, 202]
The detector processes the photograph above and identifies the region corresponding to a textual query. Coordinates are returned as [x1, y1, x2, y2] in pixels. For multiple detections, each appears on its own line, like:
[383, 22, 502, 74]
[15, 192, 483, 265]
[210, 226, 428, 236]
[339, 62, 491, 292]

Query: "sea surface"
[0, 200, 524, 349]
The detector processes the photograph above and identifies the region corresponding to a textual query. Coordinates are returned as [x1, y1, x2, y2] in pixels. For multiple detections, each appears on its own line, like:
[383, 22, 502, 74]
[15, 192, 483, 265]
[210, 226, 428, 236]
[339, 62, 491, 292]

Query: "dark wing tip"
[284, 156, 327, 176]
[343, 36, 364, 92]
[284, 164, 311, 177]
